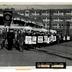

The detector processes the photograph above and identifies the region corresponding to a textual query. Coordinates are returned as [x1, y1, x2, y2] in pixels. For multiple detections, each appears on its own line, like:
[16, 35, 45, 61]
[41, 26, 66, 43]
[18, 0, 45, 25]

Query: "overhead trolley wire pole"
[49, 9, 52, 31]
[3, 9, 14, 50]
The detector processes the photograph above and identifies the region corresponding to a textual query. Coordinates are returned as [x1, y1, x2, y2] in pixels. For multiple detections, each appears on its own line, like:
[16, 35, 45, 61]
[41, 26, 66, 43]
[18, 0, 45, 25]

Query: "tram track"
[60, 44, 72, 48]
[30, 43, 72, 61]
[31, 48, 72, 61]
[0, 39, 72, 61]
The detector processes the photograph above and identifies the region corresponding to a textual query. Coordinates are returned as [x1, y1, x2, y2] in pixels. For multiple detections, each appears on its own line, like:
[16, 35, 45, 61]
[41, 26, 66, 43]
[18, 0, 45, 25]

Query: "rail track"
[29, 41, 72, 61]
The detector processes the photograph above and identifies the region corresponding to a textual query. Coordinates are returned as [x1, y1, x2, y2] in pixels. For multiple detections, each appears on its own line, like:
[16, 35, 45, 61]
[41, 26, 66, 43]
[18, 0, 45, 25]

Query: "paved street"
[0, 41, 72, 66]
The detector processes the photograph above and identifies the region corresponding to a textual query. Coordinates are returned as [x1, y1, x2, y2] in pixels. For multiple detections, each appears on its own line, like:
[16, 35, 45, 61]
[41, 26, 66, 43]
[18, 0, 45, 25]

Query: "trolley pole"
[49, 9, 52, 32]
[66, 21, 70, 36]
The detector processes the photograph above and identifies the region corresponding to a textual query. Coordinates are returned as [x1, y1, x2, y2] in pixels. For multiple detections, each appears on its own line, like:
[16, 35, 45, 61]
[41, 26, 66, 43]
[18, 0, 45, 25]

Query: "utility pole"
[49, 9, 52, 30]
[66, 21, 70, 36]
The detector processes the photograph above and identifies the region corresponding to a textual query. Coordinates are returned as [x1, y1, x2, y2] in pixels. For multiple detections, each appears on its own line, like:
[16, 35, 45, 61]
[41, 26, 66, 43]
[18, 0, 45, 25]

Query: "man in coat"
[7, 28, 15, 50]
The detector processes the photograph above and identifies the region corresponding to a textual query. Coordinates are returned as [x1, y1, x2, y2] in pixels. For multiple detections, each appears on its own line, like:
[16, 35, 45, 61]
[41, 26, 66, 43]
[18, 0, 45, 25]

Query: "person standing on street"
[7, 28, 15, 50]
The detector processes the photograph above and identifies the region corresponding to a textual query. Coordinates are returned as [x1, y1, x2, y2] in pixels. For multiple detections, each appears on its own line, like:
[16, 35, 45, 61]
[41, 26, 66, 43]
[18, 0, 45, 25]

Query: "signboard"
[3, 10, 13, 26]
[51, 35, 54, 42]
[53, 36, 56, 42]
[25, 36, 32, 44]
[48, 35, 53, 43]
[44, 36, 48, 43]
[47, 37, 50, 44]
[67, 36, 70, 40]
[31, 36, 37, 44]
[38, 36, 43, 43]
[63, 36, 65, 41]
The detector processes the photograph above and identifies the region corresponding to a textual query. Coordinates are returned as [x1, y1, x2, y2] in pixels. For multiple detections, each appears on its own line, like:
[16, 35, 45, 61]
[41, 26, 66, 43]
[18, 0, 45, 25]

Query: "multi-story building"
[0, 8, 72, 34]
[15, 9, 72, 30]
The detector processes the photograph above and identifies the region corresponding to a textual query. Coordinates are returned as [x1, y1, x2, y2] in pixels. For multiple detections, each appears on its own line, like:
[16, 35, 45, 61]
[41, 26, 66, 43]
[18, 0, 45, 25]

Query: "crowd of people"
[0, 27, 70, 52]
[0, 28, 25, 52]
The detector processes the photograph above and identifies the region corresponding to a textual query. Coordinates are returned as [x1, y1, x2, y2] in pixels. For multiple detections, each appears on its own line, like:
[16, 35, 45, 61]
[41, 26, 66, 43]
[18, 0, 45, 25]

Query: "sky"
[0, 4, 72, 10]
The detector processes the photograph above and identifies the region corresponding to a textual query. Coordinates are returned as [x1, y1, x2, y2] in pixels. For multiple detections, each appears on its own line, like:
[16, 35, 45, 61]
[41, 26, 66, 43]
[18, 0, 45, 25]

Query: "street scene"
[0, 5, 72, 66]
[0, 41, 72, 66]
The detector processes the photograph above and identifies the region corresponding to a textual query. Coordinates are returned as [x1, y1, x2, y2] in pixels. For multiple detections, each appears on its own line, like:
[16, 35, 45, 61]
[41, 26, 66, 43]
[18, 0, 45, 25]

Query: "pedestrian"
[31, 31, 37, 49]
[37, 31, 43, 48]
[18, 31, 24, 52]
[1, 28, 7, 49]
[56, 33, 60, 44]
[24, 30, 32, 50]
[7, 29, 15, 50]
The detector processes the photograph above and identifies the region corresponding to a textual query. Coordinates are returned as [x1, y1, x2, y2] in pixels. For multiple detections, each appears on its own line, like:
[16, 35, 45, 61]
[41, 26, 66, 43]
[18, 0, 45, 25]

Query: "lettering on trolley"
[38, 36, 43, 43]
[32, 36, 37, 44]
[25, 36, 32, 44]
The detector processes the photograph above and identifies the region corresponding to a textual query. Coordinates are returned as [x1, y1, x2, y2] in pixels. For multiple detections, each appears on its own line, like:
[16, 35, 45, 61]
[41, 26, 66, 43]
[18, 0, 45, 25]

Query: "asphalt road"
[0, 41, 72, 66]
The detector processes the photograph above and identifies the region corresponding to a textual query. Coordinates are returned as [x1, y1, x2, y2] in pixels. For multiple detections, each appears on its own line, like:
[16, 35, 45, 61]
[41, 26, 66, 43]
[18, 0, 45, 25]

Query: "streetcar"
[0, 24, 71, 49]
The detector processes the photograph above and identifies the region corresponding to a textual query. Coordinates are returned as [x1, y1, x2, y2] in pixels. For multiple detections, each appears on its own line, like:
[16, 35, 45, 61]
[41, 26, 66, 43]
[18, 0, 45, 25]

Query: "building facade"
[0, 8, 72, 33]
[15, 8, 72, 30]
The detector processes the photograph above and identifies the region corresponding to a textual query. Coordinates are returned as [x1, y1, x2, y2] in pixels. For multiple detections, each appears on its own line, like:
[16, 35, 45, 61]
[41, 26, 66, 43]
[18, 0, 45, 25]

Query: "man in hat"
[25, 30, 32, 50]
[1, 28, 7, 49]
[7, 28, 15, 50]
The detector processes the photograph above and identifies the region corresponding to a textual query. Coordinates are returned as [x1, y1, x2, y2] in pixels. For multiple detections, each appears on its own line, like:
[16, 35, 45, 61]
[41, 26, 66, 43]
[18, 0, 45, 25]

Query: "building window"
[53, 19, 63, 22]
[43, 17, 50, 22]
[42, 11, 49, 16]
[65, 10, 71, 15]
[32, 11, 39, 16]
[53, 11, 64, 16]
[25, 10, 29, 16]
[53, 24, 57, 26]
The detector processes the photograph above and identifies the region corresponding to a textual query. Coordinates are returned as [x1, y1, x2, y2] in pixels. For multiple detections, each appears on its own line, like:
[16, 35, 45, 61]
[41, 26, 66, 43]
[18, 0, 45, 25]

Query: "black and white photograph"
[0, 4, 72, 66]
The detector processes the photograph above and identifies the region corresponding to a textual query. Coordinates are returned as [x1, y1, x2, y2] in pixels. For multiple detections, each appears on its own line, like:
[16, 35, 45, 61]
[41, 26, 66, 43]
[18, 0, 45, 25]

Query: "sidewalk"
[36, 41, 72, 60]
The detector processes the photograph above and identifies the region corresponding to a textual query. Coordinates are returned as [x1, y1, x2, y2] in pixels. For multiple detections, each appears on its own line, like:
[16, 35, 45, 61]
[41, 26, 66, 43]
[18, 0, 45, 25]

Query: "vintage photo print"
[0, 3, 72, 68]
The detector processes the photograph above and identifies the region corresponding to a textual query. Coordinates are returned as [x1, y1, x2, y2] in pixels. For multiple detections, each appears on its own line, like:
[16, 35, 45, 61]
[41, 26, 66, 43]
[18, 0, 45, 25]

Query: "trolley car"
[0, 24, 71, 50]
